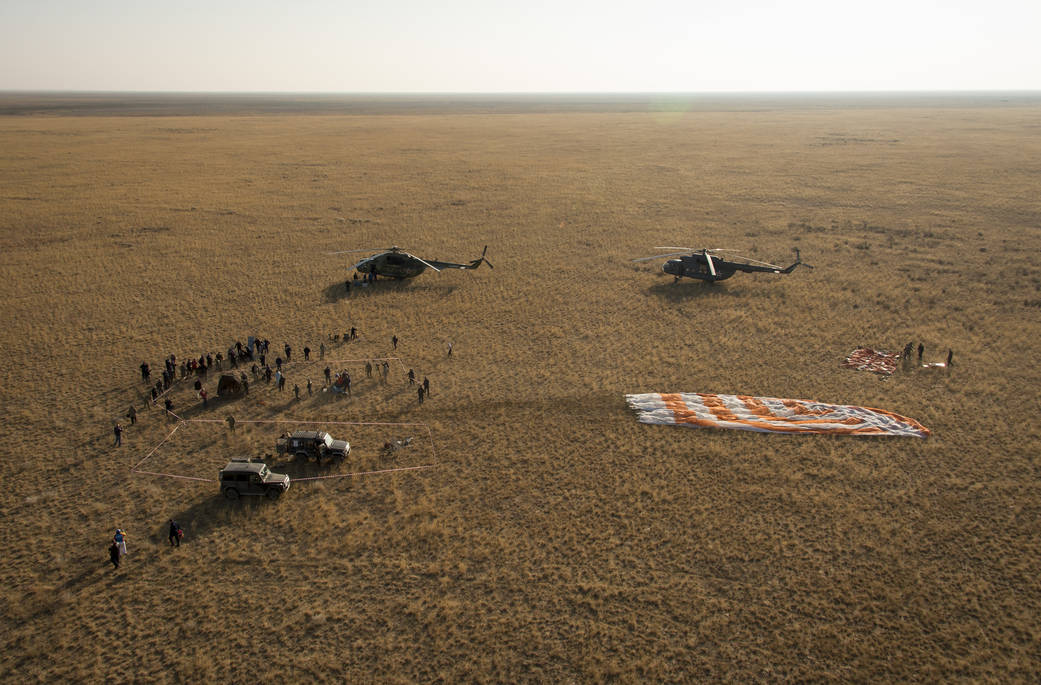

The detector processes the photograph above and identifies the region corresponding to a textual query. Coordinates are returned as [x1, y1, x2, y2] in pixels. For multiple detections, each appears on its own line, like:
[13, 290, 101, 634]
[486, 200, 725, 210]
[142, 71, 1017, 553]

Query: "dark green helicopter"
[633, 247, 811, 283]
[330, 245, 493, 280]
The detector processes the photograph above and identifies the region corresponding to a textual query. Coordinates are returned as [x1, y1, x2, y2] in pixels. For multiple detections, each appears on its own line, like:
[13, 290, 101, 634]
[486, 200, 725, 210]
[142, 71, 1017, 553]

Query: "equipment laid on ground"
[276, 430, 351, 464]
[632, 247, 810, 283]
[329, 245, 493, 280]
[842, 348, 900, 375]
[626, 392, 929, 437]
[219, 458, 291, 500]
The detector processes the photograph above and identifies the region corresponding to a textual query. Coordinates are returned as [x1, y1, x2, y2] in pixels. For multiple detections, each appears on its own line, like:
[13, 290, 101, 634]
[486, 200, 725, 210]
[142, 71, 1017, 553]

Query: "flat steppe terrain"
[1, 94, 1040, 681]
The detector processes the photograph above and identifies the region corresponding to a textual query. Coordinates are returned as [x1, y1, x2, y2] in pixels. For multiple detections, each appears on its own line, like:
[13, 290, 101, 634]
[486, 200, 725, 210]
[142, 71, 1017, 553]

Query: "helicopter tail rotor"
[782, 248, 814, 273]
[468, 245, 493, 270]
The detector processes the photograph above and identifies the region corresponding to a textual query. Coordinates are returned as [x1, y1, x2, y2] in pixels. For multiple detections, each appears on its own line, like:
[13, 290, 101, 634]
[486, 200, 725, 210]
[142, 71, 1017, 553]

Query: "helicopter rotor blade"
[733, 254, 784, 270]
[408, 253, 442, 273]
[632, 252, 690, 263]
[653, 246, 695, 252]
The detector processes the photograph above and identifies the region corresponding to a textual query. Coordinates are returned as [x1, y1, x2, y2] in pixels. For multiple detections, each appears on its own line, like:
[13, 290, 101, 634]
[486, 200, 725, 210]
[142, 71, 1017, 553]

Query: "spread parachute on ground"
[626, 392, 929, 437]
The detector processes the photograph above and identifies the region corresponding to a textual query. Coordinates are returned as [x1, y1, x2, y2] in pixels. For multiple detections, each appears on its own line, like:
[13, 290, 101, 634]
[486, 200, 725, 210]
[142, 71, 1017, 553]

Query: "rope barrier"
[129, 422, 182, 471]
[130, 469, 217, 483]
[290, 463, 439, 481]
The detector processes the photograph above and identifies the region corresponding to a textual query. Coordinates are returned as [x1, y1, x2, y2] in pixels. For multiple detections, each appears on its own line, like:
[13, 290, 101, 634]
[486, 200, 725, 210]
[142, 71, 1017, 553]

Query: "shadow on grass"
[322, 279, 456, 302]
[646, 280, 746, 302]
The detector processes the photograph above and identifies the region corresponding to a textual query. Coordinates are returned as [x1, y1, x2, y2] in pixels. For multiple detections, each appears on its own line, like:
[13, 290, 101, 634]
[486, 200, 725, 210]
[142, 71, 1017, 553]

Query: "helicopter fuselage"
[355, 252, 428, 279]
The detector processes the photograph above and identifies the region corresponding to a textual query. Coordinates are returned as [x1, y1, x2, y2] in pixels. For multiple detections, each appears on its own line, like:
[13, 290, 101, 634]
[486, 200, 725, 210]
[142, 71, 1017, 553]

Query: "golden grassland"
[1, 94, 1040, 681]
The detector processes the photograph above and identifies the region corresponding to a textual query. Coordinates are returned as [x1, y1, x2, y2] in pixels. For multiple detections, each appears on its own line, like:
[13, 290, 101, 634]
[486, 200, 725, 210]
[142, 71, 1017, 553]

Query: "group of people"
[902, 341, 954, 368]
[107, 521, 183, 570]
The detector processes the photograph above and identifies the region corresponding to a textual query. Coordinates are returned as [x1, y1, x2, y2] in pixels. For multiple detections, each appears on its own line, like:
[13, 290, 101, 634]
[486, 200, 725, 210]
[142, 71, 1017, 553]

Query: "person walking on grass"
[392, 335, 398, 350]
[293, 384, 300, 400]
[226, 415, 236, 431]
[278, 373, 286, 392]
[418, 385, 425, 404]
[345, 373, 352, 397]
[324, 366, 332, 384]
[113, 529, 128, 558]
[284, 344, 292, 362]
[303, 346, 310, 361]
[423, 377, 430, 397]
[917, 343, 924, 363]
[307, 379, 312, 396]
[168, 520, 182, 548]
[109, 541, 120, 570]
[408, 369, 415, 386]
[127, 406, 136, 425]
[113, 423, 124, 447]
[365, 360, 372, 378]
[947, 349, 954, 367]
[319, 342, 325, 360]
[447, 341, 453, 357]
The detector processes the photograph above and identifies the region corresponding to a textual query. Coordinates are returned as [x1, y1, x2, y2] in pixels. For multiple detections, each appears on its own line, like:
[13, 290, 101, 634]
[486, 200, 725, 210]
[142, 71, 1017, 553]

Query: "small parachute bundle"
[626, 392, 929, 438]
[842, 347, 900, 375]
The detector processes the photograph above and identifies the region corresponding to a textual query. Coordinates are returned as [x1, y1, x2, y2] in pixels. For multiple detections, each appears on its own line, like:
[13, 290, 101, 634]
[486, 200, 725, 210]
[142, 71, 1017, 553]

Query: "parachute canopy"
[626, 392, 929, 438]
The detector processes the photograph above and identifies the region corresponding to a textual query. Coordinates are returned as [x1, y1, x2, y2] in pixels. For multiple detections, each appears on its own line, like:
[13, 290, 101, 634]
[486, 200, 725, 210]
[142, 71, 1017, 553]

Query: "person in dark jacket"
[168, 520, 181, 547]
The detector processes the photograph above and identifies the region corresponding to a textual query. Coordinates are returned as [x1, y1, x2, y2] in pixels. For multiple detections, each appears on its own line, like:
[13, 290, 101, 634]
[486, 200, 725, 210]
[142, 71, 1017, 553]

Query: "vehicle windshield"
[259, 466, 269, 478]
[323, 434, 334, 447]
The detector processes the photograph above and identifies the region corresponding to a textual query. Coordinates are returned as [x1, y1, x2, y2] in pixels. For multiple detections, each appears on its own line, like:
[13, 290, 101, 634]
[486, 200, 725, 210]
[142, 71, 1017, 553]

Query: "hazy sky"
[2, 0, 1038, 92]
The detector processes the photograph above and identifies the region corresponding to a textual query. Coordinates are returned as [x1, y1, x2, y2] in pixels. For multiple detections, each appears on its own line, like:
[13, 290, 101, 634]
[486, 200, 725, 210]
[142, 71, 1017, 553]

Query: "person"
[275, 370, 283, 388]
[226, 415, 236, 431]
[140, 361, 151, 382]
[903, 342, 914, 359]
[127, 406, 137, 425]
[917, 343, 924, 362]
[306, 379, 312, 396]
[365, 360, 372, 378]
[417, 385, 425, 404]
[200, 388, 208, 408]
[408, 369, 415, 385]
[113, 529, 128, 557]
[164, 398, 174, 416]
[284, 344, 291, 362]
[293, 384, 300, 399]
[382, 361, 390, 381]
[319, 342, 325, 360]
[344, 373, 352, 397]
[447, 341, 453, 357]
[303, 346, 310, 361]
[113, 423, 124, 447]
[947, 349, 954, 366]
[423, 377, 430, 396]
[275, 356, 283, 372]
[392, 335, 398, 350]
[350, 327, 357, 340]
[324, 366, 331, 384]
[109, 541, 120, 570]
[150, 387, 158, 405]
[168, 520, 181, 547]
[278, 373, 286, 392]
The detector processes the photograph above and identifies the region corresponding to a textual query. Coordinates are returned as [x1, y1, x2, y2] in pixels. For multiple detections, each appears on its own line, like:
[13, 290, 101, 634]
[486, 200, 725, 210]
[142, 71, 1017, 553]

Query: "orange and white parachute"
[626, 393, 929, 438]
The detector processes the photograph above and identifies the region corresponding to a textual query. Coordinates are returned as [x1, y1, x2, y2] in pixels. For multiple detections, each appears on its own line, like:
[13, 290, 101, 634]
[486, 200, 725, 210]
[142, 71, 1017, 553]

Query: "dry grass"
[1, 94, 1040, 682]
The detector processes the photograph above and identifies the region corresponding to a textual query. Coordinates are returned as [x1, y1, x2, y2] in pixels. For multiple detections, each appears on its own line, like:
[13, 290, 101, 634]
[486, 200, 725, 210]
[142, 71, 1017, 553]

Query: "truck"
[275, 430, 351, 464]
[219, 458, 290, 501]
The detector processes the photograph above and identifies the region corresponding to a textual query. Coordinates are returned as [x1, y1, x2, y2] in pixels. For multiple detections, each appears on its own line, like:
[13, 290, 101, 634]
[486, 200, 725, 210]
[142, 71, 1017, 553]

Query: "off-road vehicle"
[276, 430, 350, 464]
[219, 458, 291, 501]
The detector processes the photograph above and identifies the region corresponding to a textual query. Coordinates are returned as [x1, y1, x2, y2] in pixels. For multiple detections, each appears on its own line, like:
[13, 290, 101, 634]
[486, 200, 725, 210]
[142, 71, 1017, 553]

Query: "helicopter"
[633, 247, 812, 283]
[329, 245, 493, 280]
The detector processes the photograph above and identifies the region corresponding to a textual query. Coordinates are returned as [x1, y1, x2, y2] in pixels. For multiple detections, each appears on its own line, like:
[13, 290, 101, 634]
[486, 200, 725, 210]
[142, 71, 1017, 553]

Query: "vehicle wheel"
[223, 488, 239, 501]
[266, 488, 282, 501]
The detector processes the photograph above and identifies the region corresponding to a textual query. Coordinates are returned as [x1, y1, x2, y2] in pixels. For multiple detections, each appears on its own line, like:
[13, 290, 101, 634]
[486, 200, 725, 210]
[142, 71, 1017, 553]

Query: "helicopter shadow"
[646, 281, 746, 302]
[322, 280, 456, 302]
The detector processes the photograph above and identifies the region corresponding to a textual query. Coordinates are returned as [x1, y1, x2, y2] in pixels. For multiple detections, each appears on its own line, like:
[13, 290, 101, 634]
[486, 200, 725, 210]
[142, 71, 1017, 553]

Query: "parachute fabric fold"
[625, 392, 929, 438]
